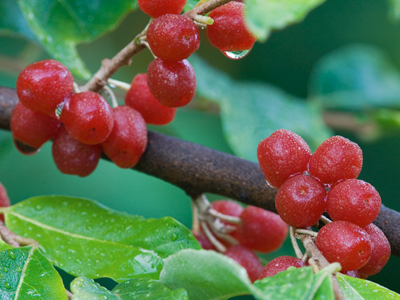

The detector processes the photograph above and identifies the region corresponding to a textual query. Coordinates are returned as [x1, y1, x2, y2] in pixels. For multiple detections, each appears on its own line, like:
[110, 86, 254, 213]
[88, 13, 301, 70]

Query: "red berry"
[101, 106, 147, 169]
[315, 221, 371, 272]
[52, 125, 102, 177]
[60, 91, 114, 145]
[259, 256, 306, 279]
[257, 129, 311, 189]
[237, 206, 288, 253]
[147, 58, 196, 108]
[340, 270, 361, 278]
[224, 245, 263, 282]
[16, 59, 73, 116]
[212, 200, 243, 241]
[358, 223, 391, 277]
[309, 136, 363, 185]
[0, 182, 11, 223]
[207, 2, 257, 57]
[275, 175, 327, 228]
[11, 102, 60, 150]
[125, 74, 176, 125]
[326, 179, 381, 227]
[138, 0, 186, 18]
[147, 15, 200, 61]
[192, 231, 217, 251]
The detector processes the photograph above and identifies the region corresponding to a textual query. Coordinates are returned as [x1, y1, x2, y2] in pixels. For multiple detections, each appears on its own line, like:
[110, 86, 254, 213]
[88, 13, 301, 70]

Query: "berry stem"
[191, 199, 201, 235]
[200, 220, 227, 252]
[103, 85, 119, 108]
[295, 229, 318, 238]
[107, 78, 131, 91]
[209, 208, 242, 224]
[308, 257, 320, 273]
[289, 226, 304, 259]
[193, 15, 214, 25]
[320, 215, 332, 225]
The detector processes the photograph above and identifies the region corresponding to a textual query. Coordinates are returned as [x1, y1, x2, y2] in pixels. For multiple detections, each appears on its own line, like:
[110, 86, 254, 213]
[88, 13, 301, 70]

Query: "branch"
[81, 0, 231, 93]
[1, 86, 400, 258]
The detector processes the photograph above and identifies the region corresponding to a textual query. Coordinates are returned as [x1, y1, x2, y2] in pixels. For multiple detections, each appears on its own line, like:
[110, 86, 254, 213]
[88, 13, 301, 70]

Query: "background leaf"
[337, 274, 400, 299]
[245, 0, 327, 41]
[191, 55, 332, 158]
[5, 196, 200, 282]
[0, 246, 67, 299]
[388, 0, 400, 21]
[17, 0, 139, 78]
[71, 277, 189, 300]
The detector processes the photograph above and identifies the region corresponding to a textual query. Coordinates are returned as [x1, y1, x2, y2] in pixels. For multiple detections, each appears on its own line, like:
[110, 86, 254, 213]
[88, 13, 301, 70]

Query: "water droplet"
[4, 282, 10, 289]
[7, 251, 15, 260]
[223, 49, 251, 60]
[14, 139, 39, 155]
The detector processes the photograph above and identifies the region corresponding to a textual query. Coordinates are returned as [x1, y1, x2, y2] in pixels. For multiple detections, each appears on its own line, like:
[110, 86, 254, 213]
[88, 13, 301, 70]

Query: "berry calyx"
[257, 129, 311, 189]
[207, 2, 257, 57]
[224, 245, 263, 282]
[147, 58, 196, 108]
[138, 0, 186, 18]
[125, 74, 176, 125]
[308, 135, 363, 185]
[11, 102, 60, 150]
[315, 221, 372, 272]
[52, 125, 102, 177]
[101, 106, 147, 169]
[259, 256, 307, 279]
[60, 91, 114, 145]
[326, 179, 381, 227]
[16, 59, 73, 116]
[147, 14, 200, 61]
[237, 205, 288, 253]
[275, 175, 327, 228]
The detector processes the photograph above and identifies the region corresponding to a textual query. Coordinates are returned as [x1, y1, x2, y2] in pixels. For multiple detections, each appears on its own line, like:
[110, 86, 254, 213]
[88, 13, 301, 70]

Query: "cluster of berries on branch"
[256, 129, 391, 279]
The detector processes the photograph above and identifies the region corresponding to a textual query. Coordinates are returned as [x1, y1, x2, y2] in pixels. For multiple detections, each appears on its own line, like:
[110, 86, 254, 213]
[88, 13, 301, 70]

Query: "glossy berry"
[207, 2, 257, 56]
[11, 102, 60, 150]
[147, 58, 196, 107]
[224, 245, 263, 282]
[259, 256, 306, 279]
[275, 175, 327, 228]
[309, 136, 363, 185]
[237, 206, 288, 253]
[326, 179, 381, 227]
[101, 106, 147, 169]
[0, 182, 11, 223]
[138, 0, 186, 18]
[315, 221, 371, 272]
[16, 59, 73, 116]
[341, 270, 361, 278]
[358, 223, 391, 277]
[52, 126, 102, 177]
[60, 91, 114, 145]
[193, 231, 216, 251]
[147, 15, 200, 61]
[125, 74, 176, 125]
[257, 129, 311, 189]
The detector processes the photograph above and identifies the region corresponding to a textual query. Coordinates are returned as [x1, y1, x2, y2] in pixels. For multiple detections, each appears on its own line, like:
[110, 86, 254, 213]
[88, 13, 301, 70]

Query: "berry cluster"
[13, 59, 147, 176]
[134, 0, 257, 110]
[193, 200, 288, 282]
[257, 129, 390, 278]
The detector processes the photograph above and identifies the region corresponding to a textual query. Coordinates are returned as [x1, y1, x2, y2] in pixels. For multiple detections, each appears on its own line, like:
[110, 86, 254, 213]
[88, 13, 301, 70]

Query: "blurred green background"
[1, 0, 400, 297]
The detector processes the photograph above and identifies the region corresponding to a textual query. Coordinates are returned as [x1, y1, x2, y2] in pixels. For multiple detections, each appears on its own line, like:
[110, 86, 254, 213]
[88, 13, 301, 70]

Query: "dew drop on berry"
[223, 49, 251, 60]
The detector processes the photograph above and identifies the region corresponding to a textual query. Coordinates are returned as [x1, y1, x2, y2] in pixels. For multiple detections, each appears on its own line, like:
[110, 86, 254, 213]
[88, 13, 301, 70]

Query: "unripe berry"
[257, 129, 311, 189]
[207, 2, 257, 58]
[16, 59, 73, 116]
[125, 74, 176, 125]
[138, 0, 186, 18]
[52, 126, 102, 177]
[147, 15, 200, 61]
[316, 221, 371, 272]
[60, 91, 114, 145]
[275, 175, 326, 228]
[147, 58, 196, 108]
[101, 106, 147, 169]
[326, 179, 381, 227]
[224, 245, 263, 282]
[309, 136, 363, 185]
[259, 256, 306, 279]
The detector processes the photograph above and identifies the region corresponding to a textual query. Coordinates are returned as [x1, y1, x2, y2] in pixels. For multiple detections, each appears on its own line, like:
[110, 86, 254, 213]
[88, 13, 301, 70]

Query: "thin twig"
[209, 208, 242, 224]
[289, 226, 303, 259]
[200, 221, 227, 252]
[295, 228, 318, 237]
[320, 215, 332, 225]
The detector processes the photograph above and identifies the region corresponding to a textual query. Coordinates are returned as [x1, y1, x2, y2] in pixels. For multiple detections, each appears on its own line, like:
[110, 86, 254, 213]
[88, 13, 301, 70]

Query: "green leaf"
[388, 0, 400, 21]
[309, 44, 400, 111]
[5, 196, 200, 282]
[0, 246, 67, 299]
[184, 0, 199, 12]
[71, 277, 189, 300]
[191, 55, 332, 157]
[0, 0, 36, 41]
[17, 0, 138, 78]
[245, 0, 327, 41]
[312, 275, 334, 300]
[0, 237, 14, 252]
[337, 274, 400, 299]
[160, 249, 253, 300]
